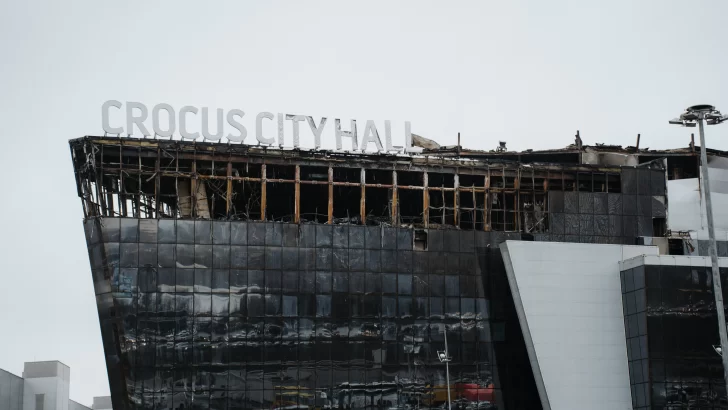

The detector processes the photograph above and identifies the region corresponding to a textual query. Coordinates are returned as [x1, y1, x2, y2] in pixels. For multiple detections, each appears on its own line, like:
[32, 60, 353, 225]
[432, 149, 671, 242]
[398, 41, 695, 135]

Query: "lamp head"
[687, 104, 716, 112]
[670, 105, 724, 127]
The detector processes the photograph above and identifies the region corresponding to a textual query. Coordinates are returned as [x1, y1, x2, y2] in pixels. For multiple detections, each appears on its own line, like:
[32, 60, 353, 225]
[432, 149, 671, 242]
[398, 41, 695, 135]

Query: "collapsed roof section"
[68, 135, 724, 234]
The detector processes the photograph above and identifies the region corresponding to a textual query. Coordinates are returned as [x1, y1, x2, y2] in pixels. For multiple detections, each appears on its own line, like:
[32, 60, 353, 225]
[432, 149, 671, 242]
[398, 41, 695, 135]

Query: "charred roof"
[70, 135, 724, 172]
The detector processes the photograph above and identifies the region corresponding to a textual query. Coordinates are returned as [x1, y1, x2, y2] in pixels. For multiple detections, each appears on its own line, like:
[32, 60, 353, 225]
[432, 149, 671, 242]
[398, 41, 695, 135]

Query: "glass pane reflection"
[88, 220, 537, 409]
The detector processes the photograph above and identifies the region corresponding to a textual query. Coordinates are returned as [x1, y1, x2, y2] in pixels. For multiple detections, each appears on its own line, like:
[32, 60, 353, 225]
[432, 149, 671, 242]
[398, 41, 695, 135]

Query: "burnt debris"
[69, 135, 727, 235]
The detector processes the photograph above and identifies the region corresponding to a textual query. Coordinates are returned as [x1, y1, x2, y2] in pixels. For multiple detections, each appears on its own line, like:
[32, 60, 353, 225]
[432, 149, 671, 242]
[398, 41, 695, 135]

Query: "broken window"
[364, 187, 391, 225]
[458, 188, 485, 230]
[577, 172, 593, 192]
[653, 217, 667, 237]
[333, 185, 361, 224]
[548, 171, 564, 191]
[73, 137, 672, 241]
[333, 167, 359, 183]
[414, 230, 428, 250]
[266, 182, 295, 222]
[564, 172, 576, 191]
[264, 165, 295, 222]
[428, 173, 454, 189]
[428, 188, 455, 226]
[459, 174, 485, 189]
[666, 156, 698, 180]
[300, 183, 328, 223]
[491, 193, 518, 231]
[592, 173, 607, 193]
[230, 181, 261, 220]
[398, 187, 423, 225]
[521, 193, 543, 233]
[330, 167, 362, 224]
[607, 173, 621, 193]
[397, 171, 422, 187]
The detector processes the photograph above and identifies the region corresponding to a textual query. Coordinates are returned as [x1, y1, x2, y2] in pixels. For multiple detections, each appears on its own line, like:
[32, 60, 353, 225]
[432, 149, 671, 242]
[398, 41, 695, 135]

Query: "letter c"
[152, 103, 176, 138]
[102, 100, 123, 134]
[179, 106, 200, 139]
[256, 112, 275, 144]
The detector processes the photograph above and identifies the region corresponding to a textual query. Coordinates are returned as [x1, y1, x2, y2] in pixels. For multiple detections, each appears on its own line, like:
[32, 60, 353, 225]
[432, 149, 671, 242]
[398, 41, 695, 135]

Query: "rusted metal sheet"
[226, 162, 233, 217]
[261, 164, 267, 221]
[453, 174, 459, 226]
[484, 170, 491, 231]
[155, 148, 161, 218]
[135, 146, 142, 217]
[423, 172, 429, 228]
[73, 136, 656, 174]
[191, 160, 198, 217]
[328, 166, 333, 224]
[391, 170, 398, 225]
[75, 134, 721, 158]
[178, 178, 192, 217]
[70, 136, 675, 234]
[360, 169, 366, 225]
[294, 165, 301, 223]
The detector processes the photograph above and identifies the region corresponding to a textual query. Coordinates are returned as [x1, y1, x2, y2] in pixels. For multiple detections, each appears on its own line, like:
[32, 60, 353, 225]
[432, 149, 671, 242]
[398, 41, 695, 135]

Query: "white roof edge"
[619, 254, 728, 269]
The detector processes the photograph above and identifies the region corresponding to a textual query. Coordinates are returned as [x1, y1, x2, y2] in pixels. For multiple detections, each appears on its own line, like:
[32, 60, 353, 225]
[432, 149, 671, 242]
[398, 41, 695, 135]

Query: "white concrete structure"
[620, 253, 728, 270]
[0, 361, 111, 410]
[668, 155, 728, 236]
[22, 361, 72, 410]
[500, 241, 659, 410]
[91, 396, 112, 410]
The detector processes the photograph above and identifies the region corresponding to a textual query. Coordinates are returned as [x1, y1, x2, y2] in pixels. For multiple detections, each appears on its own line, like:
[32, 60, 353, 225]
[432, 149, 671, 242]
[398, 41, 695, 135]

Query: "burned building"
[70, 135, 728, 409]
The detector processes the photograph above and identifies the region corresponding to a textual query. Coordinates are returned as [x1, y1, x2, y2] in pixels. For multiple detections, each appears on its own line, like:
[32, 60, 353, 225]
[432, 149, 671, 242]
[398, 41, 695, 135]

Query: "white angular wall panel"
[500, 241, 658, 410]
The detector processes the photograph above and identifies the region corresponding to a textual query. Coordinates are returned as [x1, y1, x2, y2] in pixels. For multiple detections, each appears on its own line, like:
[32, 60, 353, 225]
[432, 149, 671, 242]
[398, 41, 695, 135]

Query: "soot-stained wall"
[83, 218, 541, 409]
[622, 263, 728, 409]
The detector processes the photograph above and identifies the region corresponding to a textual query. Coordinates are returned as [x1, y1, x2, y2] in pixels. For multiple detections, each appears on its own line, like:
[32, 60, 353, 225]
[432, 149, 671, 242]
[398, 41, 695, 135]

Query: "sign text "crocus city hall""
[102, 100, 422, 153]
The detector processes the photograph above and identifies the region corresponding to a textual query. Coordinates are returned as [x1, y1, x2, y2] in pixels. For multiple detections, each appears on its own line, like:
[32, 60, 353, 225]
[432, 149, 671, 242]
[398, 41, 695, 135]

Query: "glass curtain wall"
[86, 219, 520, 409]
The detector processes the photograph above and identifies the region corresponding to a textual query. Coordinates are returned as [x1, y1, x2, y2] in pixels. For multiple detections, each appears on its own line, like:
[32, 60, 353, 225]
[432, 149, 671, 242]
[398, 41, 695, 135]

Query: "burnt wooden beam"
[327, 166, 333, 224]
[360, 168, 366, 225]
[423, 172, 429, 228]
[191, 160, 198, 218]
[294, 165, 301, 224]
[226, 162, 233, 218]
[155, 147, 161, 218]
[453, 174, 459, 227]
[391, 170, 398, 226]
[261, 164, 267, 221]
[136, 146, 142, 218]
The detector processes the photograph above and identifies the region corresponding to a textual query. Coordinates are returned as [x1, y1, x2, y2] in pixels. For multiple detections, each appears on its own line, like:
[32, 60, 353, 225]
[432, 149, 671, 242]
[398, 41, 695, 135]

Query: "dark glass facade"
[72, 136, 671, 409]
[545, 167, 666, 245]
[622, 264, 728, 409]
[85, 218, 542, 409]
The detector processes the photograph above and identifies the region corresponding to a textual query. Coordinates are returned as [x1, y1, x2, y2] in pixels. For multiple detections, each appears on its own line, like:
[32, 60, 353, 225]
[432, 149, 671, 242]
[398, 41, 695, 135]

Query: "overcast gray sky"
[1, 0, 728, 405]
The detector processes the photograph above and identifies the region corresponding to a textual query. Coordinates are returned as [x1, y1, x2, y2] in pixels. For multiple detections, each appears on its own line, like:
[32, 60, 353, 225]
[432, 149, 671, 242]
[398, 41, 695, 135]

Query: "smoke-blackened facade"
[84, 217, 546, 409]
[72, 136, 677, 409]
[621, 260, 728, 408]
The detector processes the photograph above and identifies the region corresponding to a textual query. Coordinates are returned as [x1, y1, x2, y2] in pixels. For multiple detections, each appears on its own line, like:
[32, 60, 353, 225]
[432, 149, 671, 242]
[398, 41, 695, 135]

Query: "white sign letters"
[102, 100, 421, 153]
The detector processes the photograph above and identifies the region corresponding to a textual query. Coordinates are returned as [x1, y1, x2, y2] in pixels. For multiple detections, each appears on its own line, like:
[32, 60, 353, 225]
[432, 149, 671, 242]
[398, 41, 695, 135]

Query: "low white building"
[0, 361, 110, 410]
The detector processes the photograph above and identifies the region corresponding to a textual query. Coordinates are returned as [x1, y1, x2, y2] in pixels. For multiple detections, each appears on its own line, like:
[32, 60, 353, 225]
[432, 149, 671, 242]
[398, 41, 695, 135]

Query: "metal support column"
[698, 117, 728, 392]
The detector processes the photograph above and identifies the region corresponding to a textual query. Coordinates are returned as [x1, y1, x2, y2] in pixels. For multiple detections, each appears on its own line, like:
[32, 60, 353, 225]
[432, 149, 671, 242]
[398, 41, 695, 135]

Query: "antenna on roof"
[574, 130, 582, 149]
[575, 130, 583, 164]
[636, 134, 641, 150]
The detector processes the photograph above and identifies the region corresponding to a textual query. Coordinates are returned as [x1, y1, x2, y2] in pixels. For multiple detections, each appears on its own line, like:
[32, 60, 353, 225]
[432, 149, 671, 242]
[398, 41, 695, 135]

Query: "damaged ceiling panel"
[68, 136, 728, 241]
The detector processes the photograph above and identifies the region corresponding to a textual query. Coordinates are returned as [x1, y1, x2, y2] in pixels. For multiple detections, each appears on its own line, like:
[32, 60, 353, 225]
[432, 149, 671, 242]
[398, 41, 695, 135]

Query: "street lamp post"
[670, 104, 728, 395]
[437, 326, 452, 410]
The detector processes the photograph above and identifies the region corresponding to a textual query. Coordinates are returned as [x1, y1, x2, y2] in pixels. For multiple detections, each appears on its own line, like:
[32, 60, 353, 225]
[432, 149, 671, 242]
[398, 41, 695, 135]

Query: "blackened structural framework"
[70, 136, 706, 409]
